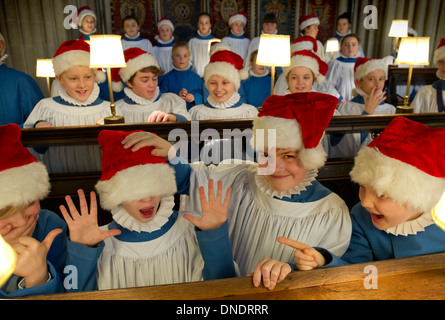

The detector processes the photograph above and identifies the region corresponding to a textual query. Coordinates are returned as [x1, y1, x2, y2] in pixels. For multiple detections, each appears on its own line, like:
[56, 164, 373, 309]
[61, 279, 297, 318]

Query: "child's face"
[123, 19, 140, 37]
[127, 70, 158, 100]
[0, 201, 40, 245]
[81, 15, 96, 33]
[359, 185, 422, 231]
[258, 148, 308, 191]
[122, 196, 161, 223]
[231, 21, 245, 36]
[337, 18, 350, 35]
[437, 57, 445, 78]
[341, 37, 360, 57]
[250, 58, 268, 75]
[286, 66, 315, 93]
[304, 24, 319, 38]
[356, 70, 386, 95]
[172, 46, 191, 70]
[262, 22, 277, 34]
[158, 25, 173, 42]
[206, 75, 236, 103]
[198, 15, 211, 35]
[57, 66, 96, 102]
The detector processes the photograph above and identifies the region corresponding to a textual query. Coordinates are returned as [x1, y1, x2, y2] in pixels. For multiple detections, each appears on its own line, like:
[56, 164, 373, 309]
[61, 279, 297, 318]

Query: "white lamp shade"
[36, 59, 55, 77]
[395, 37, 430, 65]
[388, 20, 408, 37]
[325, 39, 340, 53]
[432, 189, 445, 231]
[89, 35, 126, 68]
[0, 234, 16, 287]
[256, 34, 291, 67]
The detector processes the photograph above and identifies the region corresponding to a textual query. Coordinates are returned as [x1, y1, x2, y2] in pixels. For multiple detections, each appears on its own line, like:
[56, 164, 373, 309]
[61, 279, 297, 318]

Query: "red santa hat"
[110, 47, 160, 92]
[157, 16, 174, 32]
[203, 50, 248, 90]
[52, 39, 106, 83]
[299, 13, 320, 31]
[251, 92, 338, 170]
[354, 57, 387, 80]
[291, 36, 318, 53]
[350, 117, 445, 214]
[0, 124, 50, 210]
[209, 41, 231, 57]
[228, 12, 247, 26]
[76, 6, 96, 27]
[434, 38, 445, 78]
[95, 130, 177, 211]
[284, 50, 328, 83]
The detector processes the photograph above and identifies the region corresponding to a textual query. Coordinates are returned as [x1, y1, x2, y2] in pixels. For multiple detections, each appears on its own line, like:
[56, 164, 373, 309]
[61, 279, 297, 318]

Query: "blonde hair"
[0, 203, 30, 220]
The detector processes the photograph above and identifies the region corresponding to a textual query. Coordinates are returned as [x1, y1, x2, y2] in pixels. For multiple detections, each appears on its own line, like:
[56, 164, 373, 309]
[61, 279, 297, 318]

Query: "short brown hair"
[128, 66, 164, 84]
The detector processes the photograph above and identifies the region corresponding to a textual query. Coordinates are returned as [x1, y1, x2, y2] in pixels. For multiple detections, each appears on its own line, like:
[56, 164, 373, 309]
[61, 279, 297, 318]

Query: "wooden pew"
[22, 252, 445, 300]
[387, 65, 438, 106]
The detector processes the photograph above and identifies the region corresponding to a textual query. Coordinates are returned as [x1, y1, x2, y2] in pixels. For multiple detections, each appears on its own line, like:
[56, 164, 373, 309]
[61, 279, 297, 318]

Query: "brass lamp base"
[396, 105, 414, 114]
[104, 115, 125, 124]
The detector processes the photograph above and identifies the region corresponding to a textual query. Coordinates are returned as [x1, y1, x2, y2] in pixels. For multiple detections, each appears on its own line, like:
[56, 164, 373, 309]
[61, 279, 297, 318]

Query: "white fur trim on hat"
[52, 50, 90, 76]
[291, 40, 315, 53]
[350, 147, 445, 214]
[204, 61, 242, 90]
[284, 54, 325, 83]
[157, 19, 174, 32]
[95, 163, 177, 211]
[299, 17, 320, 31]
[228, 14, 247, 26]
[434, 46, 445, 65]
[251, 116, 327, 170]
[354, 59, 388, 80]
[0, 162, 50, 210]
[77, 9, 96, 27]
[119, 53, 160, 83]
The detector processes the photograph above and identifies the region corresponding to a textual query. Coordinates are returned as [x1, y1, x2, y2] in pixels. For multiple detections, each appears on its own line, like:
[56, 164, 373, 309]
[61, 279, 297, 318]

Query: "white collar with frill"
[248, 68, 270, 78]
[255, 169, 318, 199]
[206, 92, 241, 109]
[111, 195, 176, 233]
[57, 82, 100, 106]
[0, 54, 8, 65]
[124, 87, 160, 105]
[385, 211, 434, 236]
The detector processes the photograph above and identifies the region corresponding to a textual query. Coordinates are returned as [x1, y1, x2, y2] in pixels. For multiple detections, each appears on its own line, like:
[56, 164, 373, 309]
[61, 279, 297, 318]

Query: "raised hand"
[363, 87, 386, 114]
[13, 228, 62, 288]
[183, 179, 231, 231]
[277, 237, 326, 270]
[59, 189, 121, 247]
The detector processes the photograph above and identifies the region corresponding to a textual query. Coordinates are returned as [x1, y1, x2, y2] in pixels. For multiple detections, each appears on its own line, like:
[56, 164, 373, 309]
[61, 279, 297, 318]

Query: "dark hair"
[127, 66, 164, 84]
[337, 12, 351, 24]
[340, 33, 360, 46]
[198, 12, 211, 23]
[262, 13, 277, 24]
[122, 15, 139, 26]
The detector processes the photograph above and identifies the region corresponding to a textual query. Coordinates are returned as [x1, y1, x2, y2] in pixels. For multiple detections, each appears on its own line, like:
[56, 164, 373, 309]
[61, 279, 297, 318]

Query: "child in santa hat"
[122, 92, 352, 290]
[23, 39, 109, 173]
[0, 124, 112, 297]
[77, 6, 98, 41]
[221, 12, 250, 63]
[274, 36, 341, 101]
[328, 57, 395, 158]
[188, 13, 216, 78]
[412, 38, 445, 113]
[153, 17, 175, 73]
[159, 41, 204, 110]
[112, 47, 190, 123]
[59, 129, 236, 289]
[280, 117, 445, 270]
[326, 34, 362, 102]
[121, 15, 153, 54]
[189, 49, 256, 120]
[298, 13, 327, 62]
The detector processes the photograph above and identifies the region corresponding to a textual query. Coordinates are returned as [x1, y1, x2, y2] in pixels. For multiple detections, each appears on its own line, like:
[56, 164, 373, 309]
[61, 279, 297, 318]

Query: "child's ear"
[126, 81, 133, 88]
[56, 75, 63, 84]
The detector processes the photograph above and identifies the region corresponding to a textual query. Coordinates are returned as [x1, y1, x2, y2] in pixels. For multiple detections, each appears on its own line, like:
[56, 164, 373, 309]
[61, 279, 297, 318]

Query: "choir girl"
[112, 47, 190, 123]
[121, 15, 154, 53]
[188, 13, 216, 77]
[153, 17, 175, 73]
[221, 12, 250, 63]
[77, 6, 97, 41]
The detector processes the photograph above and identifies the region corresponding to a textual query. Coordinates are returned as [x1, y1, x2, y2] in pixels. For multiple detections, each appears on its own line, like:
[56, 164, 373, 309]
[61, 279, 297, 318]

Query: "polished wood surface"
[23, 252, 445, 300]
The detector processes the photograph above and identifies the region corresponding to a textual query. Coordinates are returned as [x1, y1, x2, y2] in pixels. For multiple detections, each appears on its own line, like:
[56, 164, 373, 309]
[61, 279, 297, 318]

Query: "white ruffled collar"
[255, 169, 318, 199]
[124, 87, 160, 105]
[154, 35, 174, 44]
[124, 32, 141, 40]
[172, 62, 192, 72]
[111, 195, 175, 233]
[0, 54, 7, 65]
[79, 27, 97, 35]
[206, 92, 241, 109]
[248, 68, 270, 78]
[385, 211, 434, 236]
[197, 29, 212, 37]
[57, 82, 100, 106]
